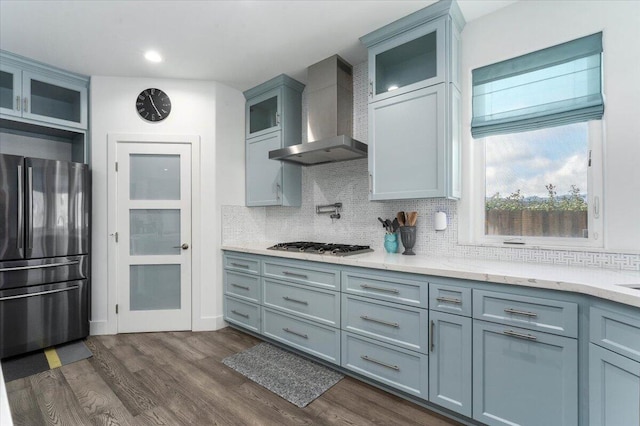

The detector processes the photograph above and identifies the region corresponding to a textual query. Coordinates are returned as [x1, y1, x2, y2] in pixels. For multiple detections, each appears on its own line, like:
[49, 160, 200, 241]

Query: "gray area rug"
[222, 342, 343, 407]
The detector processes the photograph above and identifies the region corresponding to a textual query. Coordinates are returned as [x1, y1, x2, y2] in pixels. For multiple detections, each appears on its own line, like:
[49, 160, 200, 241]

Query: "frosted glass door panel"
[130, 209, 180, 255]
[130, 264, 181, 311]
[130, 154, 180, 200]
[375, 32, 437, 95]
[249, 95, 278, 134]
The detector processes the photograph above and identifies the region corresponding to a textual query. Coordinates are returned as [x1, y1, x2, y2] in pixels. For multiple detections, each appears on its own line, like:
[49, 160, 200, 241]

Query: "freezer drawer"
[0, 279, 89, 359]
[0, 255, 88, 290]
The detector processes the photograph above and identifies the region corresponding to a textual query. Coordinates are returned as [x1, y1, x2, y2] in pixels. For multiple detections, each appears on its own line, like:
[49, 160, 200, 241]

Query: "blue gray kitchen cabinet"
[589, 304, 640, 426]
[360, 0, 463, 200]
[473, 320, 578, 426]
[428, 280, 472, 418]
[244, 75, 304, 207]
[1, 51, 88, 130]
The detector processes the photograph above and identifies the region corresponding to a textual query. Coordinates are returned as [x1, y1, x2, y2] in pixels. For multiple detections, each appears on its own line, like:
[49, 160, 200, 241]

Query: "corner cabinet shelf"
[244, 75, 304, 207]
[361, 0, 464, 200]
[0, 50, 89, 164]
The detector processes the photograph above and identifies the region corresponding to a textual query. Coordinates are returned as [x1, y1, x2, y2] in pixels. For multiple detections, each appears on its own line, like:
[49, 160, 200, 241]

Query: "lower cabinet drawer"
[263, 278, 339, 327]
[224, 271, 261, 303]
[224, 296, 261, 333]
[473, 289, 578, 338]
[341, 332, 428, 399]
[590, 306, 640, 363]
[262, 308, 340, 364]
[342, 294, 428, 353]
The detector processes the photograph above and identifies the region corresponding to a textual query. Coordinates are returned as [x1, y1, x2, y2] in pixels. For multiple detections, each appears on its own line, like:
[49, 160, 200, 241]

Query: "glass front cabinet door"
[246, 88, 282, 139]
[367, 19, 445, 103]
[0, 63, 22, 118]
[22, 71, 88, 129]
[0, 52, 89, 130]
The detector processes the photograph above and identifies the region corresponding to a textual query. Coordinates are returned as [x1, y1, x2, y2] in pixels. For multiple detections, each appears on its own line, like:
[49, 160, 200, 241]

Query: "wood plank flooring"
[5, 328, 462, 425]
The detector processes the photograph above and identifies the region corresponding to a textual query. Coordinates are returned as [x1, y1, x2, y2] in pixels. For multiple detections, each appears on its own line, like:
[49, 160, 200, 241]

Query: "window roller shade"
[472, 32, 603, 138]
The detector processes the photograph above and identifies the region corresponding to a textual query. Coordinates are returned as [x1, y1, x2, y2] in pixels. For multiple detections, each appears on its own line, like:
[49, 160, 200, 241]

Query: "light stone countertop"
[222, 242, 640, 308]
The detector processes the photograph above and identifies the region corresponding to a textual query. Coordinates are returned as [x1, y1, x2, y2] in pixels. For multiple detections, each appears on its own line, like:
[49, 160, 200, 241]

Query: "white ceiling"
[0, 0, 517, 91]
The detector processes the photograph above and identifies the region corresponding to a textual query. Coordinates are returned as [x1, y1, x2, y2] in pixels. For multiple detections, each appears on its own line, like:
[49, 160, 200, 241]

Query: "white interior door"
[116, 143, 192, 333]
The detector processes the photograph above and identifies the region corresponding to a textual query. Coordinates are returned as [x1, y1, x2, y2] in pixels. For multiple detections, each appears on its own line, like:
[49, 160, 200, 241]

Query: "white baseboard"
[192, 315, 226, 332]
[89, 320, 112, 336]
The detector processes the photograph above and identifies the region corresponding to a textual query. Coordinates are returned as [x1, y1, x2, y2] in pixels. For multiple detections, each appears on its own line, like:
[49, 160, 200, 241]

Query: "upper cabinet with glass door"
[0, 51, 89, 130]
[367, 19, 445, 103]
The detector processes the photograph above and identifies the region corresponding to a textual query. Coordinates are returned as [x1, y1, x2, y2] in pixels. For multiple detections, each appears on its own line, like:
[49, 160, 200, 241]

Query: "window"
[470, 33, 604, 248]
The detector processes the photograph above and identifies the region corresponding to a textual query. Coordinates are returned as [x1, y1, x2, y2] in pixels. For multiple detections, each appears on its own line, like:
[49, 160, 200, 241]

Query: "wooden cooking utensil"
[397, 211, 406, 226]
[407, 211, 418, 226]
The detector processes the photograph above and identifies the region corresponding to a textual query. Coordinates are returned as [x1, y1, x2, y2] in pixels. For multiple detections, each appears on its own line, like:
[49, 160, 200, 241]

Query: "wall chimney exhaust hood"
[269, 55, 367, 166]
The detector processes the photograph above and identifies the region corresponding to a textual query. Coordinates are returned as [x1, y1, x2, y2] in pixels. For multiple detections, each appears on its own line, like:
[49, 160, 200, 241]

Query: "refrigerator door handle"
[0, 260, 80, 272]
[17, 164, 24, 253]
[27, 166, 33, 250]
[0, 285, 79, 302]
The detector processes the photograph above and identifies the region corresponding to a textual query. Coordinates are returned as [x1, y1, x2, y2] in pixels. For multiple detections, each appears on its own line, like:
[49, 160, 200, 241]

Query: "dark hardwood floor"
[5, 328, 461, 425]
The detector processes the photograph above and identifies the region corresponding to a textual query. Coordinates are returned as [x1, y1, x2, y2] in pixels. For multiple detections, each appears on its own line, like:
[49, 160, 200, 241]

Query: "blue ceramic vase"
[384, 233, 399, 253]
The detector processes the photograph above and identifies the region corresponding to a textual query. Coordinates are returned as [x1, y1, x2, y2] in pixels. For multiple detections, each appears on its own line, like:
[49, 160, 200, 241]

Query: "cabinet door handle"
[231, 310, 249, 318]
[283, 296, 308, 305]
[23, 97, 28, 113]
[361, 355, 399, 371]
[369, 174, 373, 193]
[430, 320, 435, 352]
[275, 112, 281, 125]
[276, 183, 281, 200]
[360, 315, 399, 328]
[504, 308, 538, 318]
[282, 328, 308, 339]
[503, 329, 538, 341]
[16, 96, 21, 111]
[360, 283, 399, 294]
[230, 262, 250, 268]
[369, 80, 373, 97]
[231, 283, 250, 291]
[436, 296, 462, 305]
[282, 271, 308, 279]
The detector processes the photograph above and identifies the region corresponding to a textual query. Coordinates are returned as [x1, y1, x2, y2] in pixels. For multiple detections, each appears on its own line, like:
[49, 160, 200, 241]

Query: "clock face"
[136, 88, 171, 122]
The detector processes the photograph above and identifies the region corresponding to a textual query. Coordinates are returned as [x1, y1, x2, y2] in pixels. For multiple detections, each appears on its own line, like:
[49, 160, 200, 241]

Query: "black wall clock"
[136, 88, 171, 122]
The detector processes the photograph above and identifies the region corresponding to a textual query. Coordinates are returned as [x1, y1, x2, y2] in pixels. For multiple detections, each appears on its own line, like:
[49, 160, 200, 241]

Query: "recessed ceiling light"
[144, 51, 162, 63]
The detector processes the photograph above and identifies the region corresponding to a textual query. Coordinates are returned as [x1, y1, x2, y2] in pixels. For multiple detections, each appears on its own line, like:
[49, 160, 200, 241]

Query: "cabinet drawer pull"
[430, 320, 435, 352]
[504, 308, 538, 318]
[503, 329, 538, 341]
[282, 328, 308, 339]
[282, 271, 308, 279]
[231, 310, 249, 318]
[436, 296, 462, 305]
[360, 284, 399, 294]
[283, 296, 308, 305]
[360, 315, 399, 328]
[361, 355, 399, 371]
[231, 283, 250, 291]
[230, 262, 250, 268]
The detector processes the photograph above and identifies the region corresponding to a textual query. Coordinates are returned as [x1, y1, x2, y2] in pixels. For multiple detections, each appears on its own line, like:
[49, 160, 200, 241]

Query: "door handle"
[172, 243, 189, 250]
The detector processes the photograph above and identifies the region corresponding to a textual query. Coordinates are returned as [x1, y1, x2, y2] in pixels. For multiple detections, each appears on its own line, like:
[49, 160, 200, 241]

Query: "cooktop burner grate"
[267, 242, 373, 256]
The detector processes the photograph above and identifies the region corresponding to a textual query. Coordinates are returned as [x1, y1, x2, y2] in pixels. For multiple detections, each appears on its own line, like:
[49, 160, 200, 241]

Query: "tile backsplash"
[223, 62, 640, 271]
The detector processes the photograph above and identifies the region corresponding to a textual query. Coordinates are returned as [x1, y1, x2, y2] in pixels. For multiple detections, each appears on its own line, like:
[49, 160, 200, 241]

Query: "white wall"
[459, 0, 640, 252]
[90, 76, 244, 335]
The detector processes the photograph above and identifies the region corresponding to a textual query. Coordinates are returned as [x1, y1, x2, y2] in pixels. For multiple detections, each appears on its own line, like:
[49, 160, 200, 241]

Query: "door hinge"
[115, 162, 118, 172]
[115, 304, 119, 314]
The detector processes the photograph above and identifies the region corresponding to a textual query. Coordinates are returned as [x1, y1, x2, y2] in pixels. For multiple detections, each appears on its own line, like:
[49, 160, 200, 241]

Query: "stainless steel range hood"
[269, 55, 367, 166]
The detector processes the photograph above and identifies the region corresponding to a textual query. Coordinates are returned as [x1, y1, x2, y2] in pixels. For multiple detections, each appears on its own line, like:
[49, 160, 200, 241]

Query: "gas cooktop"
[267, 242, 373, 256]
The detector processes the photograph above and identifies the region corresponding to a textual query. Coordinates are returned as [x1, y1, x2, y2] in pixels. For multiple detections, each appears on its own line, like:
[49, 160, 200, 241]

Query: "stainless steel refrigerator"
[0, 154, 90, 359]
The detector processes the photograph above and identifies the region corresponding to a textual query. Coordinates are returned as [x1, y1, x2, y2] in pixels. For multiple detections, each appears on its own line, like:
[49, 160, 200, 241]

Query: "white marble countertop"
[222, 242, 640, 308]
